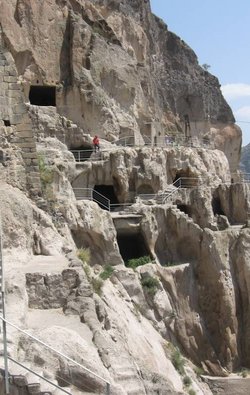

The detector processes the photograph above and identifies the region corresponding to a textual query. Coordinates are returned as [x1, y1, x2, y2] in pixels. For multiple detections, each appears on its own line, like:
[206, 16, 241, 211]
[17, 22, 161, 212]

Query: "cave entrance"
[137, 184, 154, 195]
[29, 85, 56, 106]
[117, 232, 150, 263]
[3, 120, 11, 127]
[94, 185, 119, 211]
[71, 145, 93, 162]
[212, 197, 225, 216]
[173, 171, 198, 188]
[177, 204, 192, 217]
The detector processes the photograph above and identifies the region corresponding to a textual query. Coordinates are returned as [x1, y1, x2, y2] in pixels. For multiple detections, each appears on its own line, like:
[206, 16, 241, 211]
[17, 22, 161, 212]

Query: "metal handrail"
[0, 316, 111, 393]
[162, 187, 180, 204]
[172, 177, 202, 188]
[93, 189, 110, 211]
[73, 188, 110, 211]
[137, 177, 203, 204]
[114, 136, 135, 147]
[8, 357, 72, 395]
[70, 149, 93, 162]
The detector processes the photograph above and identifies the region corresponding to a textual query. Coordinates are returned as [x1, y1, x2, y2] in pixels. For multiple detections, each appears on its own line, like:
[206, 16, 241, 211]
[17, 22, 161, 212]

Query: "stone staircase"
[5, 361, 72, 395]
[113, 362, 146, 395]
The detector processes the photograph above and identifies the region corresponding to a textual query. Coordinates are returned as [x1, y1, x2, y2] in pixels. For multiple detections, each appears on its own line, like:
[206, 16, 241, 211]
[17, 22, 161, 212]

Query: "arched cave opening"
[94, 185, 119, 210]
[29, 85, 56, 106]
[70, 145, 93, 161]
[117, 232, 150, 263]
[212, 197, 225, 216]
[3, 120, 11, 127]
[137, 184, 154, 195]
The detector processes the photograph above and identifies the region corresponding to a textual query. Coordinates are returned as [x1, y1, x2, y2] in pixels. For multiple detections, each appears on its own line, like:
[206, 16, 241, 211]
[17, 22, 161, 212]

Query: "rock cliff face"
[0, 1, 248, 395]
[0, 0, 241, 170]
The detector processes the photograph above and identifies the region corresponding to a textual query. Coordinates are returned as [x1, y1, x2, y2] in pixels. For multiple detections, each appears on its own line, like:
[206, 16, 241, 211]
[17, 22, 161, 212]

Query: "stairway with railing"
[0, 316, 111, 395]
[73, 177, 204, 211]
[0, 218, 111, 394]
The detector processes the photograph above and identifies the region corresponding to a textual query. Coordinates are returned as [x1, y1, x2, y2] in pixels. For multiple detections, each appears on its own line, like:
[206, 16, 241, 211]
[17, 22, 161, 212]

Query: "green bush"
[126, 255, 152, 269]
[78, 248, 91, 264]
[194, 366, 205, 377]
[141, 276, 160, 296]
[91, 277, 103, 296]
[38, 155, 53, 189]
[100, 265, 114, 280]
[171, 348, 185, 375]
[188, 389, 196, 395]
[83, 263, 91, 281]
[183, 375, 191, 386]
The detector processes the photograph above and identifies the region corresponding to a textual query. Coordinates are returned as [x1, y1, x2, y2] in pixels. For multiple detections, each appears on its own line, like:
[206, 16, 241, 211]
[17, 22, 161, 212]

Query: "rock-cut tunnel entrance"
[117, 232, 150, 263]
[94, 185, 119, 210]
[29, 85, 56, 106]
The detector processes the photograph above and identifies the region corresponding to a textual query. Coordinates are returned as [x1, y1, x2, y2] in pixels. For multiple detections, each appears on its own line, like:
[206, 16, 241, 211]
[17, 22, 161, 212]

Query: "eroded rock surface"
[0, 1, 248, 395]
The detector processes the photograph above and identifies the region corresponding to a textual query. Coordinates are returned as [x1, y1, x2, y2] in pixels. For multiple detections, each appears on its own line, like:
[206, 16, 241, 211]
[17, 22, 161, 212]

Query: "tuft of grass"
[91, 277, 103, 296]
[38, 155, 53, 189]
[194, 366, 205, 377]
[240, 368, 249, 378]
[99, 265, 114, 280]
[83, 263, 91, 281]
[78, 248, 91, 265]
[126, 255, 152, 270]
[188, 389, 196, 395]
[183, 375, 192, 387]
[171, 348, 185, 375]
[141, 275, 160, 296]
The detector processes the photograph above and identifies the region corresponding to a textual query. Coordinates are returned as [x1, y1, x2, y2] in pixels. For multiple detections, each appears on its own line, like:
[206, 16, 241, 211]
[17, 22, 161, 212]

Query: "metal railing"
[73, 178, 205, 211]
[114, 135, 214, 149]
[73, 188, 111, 211]
[73, 188, 135, 212]
[71, 149, 93, 162]
[137, 178, 204, 204]
[70, 135, 215, 164]
[0, 316, 111, 395]
[172, 177, 203, 188]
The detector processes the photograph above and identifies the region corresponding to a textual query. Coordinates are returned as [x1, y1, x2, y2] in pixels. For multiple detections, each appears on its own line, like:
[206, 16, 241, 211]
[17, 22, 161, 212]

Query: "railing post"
[106, 382, 111, 395]
[2, 300, 9, 394]
[0, 223, 9, 395]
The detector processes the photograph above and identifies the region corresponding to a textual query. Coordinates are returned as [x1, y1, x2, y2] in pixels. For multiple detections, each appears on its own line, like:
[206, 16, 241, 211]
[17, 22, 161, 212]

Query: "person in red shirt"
[93, 135, 100, 152]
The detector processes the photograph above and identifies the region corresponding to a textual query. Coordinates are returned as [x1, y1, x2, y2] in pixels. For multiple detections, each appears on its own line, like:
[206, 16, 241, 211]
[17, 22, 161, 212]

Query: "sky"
[150, 0, 250, 146]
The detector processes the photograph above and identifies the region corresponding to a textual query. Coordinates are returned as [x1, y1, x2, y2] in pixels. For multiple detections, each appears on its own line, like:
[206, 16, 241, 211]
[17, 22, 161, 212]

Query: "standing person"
[93, 135, 100, 152]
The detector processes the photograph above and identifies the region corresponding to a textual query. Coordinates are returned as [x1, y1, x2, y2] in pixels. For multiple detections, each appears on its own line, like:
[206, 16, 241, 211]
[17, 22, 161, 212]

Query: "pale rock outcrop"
[0, 184, 67, 259]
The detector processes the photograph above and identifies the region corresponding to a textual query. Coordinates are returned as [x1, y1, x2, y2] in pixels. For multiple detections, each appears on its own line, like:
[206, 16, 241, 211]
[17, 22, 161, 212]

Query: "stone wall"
[0, 34, 41, 196]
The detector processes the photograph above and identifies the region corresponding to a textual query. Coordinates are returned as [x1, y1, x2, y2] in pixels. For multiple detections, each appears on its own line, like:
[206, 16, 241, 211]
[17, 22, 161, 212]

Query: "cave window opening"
[29, 85, 56, 106]
[70, 145, 93, 162]
[3, 120, 11, 127]
[212, 197, 225, 216]
[177, 204, 192, 217]
[117, 232, 151, 263]
[94, 185, 119, 211]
